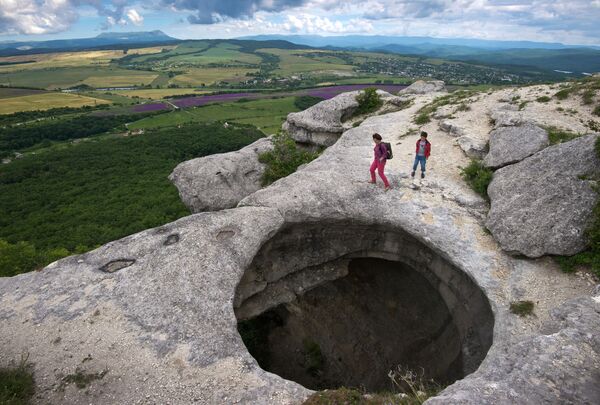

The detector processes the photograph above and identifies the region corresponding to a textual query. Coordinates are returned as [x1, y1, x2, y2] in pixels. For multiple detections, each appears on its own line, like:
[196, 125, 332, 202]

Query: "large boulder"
[169, 137, 272, 213]
[439, 119, 466, 137]
[283, 90, 396, 147]
[486, 134, 600, 257]
[399, 80, 446, 95]
[483, 124, 549, 169]
[490, 110, 526, 129]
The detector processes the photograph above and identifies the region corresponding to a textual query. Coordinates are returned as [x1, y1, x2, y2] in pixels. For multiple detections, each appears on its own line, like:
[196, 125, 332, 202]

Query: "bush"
[554, 89, 571, 100]
[353, 88, 383, 116]
[582, 89, 595, 105]
[258, 132, 320, 186]
[414, 113, 430, 125]
[593, 106, 600, 117]
[460, 160, 493, 199]
[536, 96, 551, 103]
[510, 300, 535, 317]
[294, 95, 324, 111]
[0, 354, 35, 405]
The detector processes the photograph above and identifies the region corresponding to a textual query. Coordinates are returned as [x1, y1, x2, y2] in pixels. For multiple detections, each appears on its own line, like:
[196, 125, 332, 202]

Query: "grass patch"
[0, 93, 111, 115]
[0, 354, 35, 405]
[518, 101, 528, 110]
[413, 113, 430, 125]
[544, 126, 581, 145]
[460, 160, 493, 199]
[582, 89, 595, 105]
[509, 300, 535, 317]
[455, 103, 471, 112]
[353, 88, 383, 117]
[294, 95, 324, 111]
[536, 96, 551, 103]
[593, 106, 600, 117]
[554, 89, 571, 100]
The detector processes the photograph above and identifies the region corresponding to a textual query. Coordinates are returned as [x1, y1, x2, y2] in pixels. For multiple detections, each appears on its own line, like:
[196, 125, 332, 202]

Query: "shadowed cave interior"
[234, 223, 494, 392]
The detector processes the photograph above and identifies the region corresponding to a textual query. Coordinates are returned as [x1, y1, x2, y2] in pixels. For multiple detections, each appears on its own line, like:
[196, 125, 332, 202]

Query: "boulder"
[490, 110, 526, 128]
[432, 104, 455, 119]
[399, 80, 446, 95]
[486, 134, 599, 257]
[457, 136, 488, 159]
[439, 119, 465, 137]
[169, 137, 272, 213]
[483, 124, 549, 169]
[283, 90, 396, 147]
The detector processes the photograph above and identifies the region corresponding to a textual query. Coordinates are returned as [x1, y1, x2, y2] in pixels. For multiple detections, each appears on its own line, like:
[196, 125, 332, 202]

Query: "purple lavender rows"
[132, 103, 170, 112]
[172, 92, 257, 108]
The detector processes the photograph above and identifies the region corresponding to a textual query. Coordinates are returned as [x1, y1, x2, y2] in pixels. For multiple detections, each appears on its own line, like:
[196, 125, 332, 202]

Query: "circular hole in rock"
[234, 223, 494, 393]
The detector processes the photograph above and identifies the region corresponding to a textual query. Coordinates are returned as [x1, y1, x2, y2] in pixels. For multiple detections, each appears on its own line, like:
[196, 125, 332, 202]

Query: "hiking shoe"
[411, 171, 415, 177]
[384, 186, 391, 192]
[421, 172, 425, 179]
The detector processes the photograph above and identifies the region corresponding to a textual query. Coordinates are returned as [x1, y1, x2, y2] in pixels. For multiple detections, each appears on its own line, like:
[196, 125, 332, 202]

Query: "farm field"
[0, 92, 111, 114]
[108, 88, 212, 99]
[259, 48, 355, 76]
[127, 96, 299, 134]
[170, 67, 258, 86]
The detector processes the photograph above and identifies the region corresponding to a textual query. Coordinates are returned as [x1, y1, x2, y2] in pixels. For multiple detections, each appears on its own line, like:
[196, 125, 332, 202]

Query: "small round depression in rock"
[234, 223, 494, 392]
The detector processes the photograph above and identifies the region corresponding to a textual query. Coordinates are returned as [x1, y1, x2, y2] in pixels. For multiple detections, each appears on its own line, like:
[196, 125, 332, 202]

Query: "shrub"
[0, 353, 35, 405]
[518, 101, 528, 110]
[353, 88, 383, 116]
[554, 89, 571, 100]
[456, 103, 471, 112]
[593, 106, 600, 117]
[258, 132, 321, 186]
[460, 160, 493, 200]
[414, 113, 430, 125]
[510, 301, 535, 317]
[582, 89, 595, 105]
[536, 96, 551, 103]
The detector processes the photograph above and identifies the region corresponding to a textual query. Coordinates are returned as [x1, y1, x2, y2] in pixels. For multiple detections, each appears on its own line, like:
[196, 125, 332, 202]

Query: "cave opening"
[234, 223, 494, 393]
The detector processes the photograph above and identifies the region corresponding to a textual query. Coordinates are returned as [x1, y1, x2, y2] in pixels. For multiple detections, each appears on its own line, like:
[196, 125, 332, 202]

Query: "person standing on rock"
[411, 131, 431, 179]
[368, 133, 391, 191]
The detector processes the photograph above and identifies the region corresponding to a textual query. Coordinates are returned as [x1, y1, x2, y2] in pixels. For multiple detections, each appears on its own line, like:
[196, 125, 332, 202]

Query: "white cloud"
[126, 8, 144, 26]
[0, 0, 78, 34]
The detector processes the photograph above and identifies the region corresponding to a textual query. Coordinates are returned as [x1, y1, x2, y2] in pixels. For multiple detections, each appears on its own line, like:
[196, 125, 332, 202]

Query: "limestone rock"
[490, 110, 526, 128]
[439, 119, 465, 137]
[399, 80, 446, 95]
[169, 137, 272, 213]
[457, 136, 488, 159]
[283, 90, 395, 147]
[427, 295, 600, 405]
[483, 124, 549, 169]
[432, 104, 455, 119]
[486, 134, 599, 257]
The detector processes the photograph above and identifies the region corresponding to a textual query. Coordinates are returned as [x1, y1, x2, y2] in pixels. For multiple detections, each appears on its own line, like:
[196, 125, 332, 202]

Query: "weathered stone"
[427, 295, 600, 405]
[432, 104, 455, 119]
[399, 80, 446, 95]
[439, 119, 465, 137]
[486, 134, 599, 257]
[169, 137, 272, 213]
[483, 124, 549, 169]
[490, 110, 526, 128]
[457, 136, 488, 159]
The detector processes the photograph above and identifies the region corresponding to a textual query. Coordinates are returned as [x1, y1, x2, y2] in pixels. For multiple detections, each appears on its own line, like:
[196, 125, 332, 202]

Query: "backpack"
[383, 142, 393, 159]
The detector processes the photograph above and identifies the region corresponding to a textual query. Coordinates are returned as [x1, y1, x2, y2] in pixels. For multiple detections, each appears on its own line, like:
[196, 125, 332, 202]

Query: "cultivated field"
[0, 92, 111, 114]
[108, 88, 212, 99]
[170, 67, 258, 86]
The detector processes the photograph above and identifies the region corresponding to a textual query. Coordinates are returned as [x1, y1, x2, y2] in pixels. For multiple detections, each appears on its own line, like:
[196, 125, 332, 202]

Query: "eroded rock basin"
[234, 222, 494, 393]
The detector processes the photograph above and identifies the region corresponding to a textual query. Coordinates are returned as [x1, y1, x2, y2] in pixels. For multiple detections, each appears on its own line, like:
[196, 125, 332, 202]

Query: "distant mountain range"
[240, 35, 600, 74]
[0, 31, 178, 56]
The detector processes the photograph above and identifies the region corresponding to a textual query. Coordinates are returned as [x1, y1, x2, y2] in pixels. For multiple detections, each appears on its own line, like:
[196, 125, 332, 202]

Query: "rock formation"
[1, 81, 599, 404]
[457, 136, 488, 159]
[169, 137, 272, 213]
[486, 134, 599, 257]
[399, 79, 446, 94]
[483, 123, 549, 169]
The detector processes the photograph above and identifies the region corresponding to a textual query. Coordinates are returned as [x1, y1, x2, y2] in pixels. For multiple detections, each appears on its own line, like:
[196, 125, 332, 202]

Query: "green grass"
[414, 113, 430, 125]
[554, 89, 571, 100]
[127, 97, 300, 135]
[59, 368, 107, 390]
[536, 96, 551, 103]
[509, 300, 535, 317]
[0, 123, 262, 276]
[545, 126, 582, 145]
[593, 106, 600, 117]
[460, 160, 493, 200]
[0, 354, 35, 405]
[0, 93, 111, 114]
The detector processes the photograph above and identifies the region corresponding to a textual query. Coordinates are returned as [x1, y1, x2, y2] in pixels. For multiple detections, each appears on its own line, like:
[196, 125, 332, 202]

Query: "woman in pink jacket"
[368, 133, 391, 191]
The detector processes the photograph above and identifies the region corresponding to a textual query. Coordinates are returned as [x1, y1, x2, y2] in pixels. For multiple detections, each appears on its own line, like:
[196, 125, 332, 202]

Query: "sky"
[0, 0, 599, 46]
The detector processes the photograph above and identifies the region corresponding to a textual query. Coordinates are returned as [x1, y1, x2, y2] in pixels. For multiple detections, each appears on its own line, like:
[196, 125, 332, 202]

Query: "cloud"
[126, 8, 144, 26]
[0, 0, 78, 34]
[159, 0, 306, 24]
